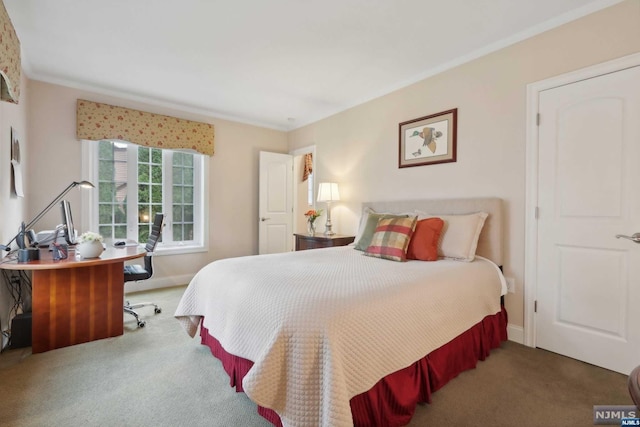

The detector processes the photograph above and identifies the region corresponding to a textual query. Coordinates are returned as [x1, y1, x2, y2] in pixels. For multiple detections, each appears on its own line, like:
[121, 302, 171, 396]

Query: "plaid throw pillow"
[364, 216, 418, 262]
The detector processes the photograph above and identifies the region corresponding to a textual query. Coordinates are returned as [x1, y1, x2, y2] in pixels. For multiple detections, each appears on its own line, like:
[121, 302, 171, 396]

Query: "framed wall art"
[398, 108, 457, 168]
[10, 126, 24, 197]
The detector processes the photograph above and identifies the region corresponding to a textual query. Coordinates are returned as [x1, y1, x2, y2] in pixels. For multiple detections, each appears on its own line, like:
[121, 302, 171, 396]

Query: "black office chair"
[124, 213, 164, 328]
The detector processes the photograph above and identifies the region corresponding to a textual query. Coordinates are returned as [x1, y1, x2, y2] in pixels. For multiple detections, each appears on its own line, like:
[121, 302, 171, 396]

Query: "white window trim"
[81, 140, 209, 256]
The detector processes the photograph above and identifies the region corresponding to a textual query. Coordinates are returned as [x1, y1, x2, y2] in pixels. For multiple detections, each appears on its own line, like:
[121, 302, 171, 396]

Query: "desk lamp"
[317, 182, 340, 236]
[0, 180, 94, 262]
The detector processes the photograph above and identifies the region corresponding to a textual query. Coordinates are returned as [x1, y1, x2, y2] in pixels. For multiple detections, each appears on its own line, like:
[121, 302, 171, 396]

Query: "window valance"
[0, 0, 21, 104]
[76, 99, 215, 156]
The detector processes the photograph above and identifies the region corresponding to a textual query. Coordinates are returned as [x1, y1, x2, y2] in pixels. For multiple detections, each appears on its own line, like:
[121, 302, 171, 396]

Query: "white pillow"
[417, 211, 488, 262]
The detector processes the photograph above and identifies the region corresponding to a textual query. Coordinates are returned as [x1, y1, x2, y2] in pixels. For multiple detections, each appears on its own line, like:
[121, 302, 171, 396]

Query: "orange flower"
[304, 209, 323, 223]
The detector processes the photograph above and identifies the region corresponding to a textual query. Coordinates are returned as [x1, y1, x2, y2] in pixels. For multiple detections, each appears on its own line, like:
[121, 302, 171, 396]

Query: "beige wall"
[26, 80, 288, 289]
[287, 0, 640, 330]
[0, 71, 29, 340]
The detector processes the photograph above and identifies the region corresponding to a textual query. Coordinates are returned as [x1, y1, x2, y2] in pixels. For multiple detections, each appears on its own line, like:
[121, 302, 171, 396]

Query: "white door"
[259, 151, 293, 254]
[536, 65, 640, 374]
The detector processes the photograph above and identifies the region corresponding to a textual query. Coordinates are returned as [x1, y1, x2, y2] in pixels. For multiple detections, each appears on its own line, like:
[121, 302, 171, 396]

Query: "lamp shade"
[317, 182, 340, 202]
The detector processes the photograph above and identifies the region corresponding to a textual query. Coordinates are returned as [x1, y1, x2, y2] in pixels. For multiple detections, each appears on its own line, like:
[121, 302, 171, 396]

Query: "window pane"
[138, 224, 150, 243]
[173, 205, 183, 222]
[151, 148, 162, 164]
[99, 204, 113, 224]
[98, 160, 114, 180]
[184, 167, 194, 185]
[173, 224, 183, 241]
[138, 146, 149, 162]
[151, 184, 162, 203]
[114, 203, 127, 223]
[184, 154, 193, 167]
[114, 225, 127, 239]
[173, 167, 183, 184]
[184, 224, 193, 241]
[99, 141, 114, 160]
[151, 165, 162, 183]
[173, 186, 183, 203]
[138, 205, 150, 223]
[184, 205, 193, 222]
[99, 225, 112, 239]
[99, 182, 114, 203]
[138, 184, 149, 203]
[138, 164, 150, 183]
[184, 187, 193, 204]
[151, 205, 163, 219]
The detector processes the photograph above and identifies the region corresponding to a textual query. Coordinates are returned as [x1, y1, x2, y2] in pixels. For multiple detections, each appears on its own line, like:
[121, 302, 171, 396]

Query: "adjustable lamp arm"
[1, 180, 94, 251]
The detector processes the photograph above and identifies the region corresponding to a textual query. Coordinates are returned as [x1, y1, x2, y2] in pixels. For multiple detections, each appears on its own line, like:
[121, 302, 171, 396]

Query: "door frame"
[524, 52, 640, 348]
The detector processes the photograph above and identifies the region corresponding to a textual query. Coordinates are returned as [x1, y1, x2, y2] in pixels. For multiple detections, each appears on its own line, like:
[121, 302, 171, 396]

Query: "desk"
[0, 245, 146, 353]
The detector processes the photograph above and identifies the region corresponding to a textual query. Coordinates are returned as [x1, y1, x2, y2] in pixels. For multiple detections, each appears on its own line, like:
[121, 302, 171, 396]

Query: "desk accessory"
[0, 180, 94, 262]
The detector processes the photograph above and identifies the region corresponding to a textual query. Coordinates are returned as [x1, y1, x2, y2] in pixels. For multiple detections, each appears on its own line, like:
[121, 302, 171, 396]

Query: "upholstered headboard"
[362, 198, 503, 266]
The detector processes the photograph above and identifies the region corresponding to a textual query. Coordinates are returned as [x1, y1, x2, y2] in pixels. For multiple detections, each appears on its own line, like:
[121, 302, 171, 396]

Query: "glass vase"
[307, 221, 316, 236]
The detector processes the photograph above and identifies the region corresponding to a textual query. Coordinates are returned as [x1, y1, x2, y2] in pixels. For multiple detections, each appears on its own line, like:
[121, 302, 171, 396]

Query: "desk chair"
[124, 213, 164, 327]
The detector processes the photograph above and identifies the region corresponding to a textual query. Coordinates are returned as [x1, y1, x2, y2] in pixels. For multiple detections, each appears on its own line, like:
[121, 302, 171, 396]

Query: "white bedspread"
[175, 246, 505, 427]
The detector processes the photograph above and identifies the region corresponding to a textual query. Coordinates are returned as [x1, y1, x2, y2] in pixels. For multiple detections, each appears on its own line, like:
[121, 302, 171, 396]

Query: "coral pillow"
[407, 217, 444, 261]
[364, 216, 418, 262]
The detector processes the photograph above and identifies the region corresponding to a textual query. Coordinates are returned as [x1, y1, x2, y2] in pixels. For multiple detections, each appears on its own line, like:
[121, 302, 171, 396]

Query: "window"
[86, 140, 206, 254]
[307, 172, 314, 206]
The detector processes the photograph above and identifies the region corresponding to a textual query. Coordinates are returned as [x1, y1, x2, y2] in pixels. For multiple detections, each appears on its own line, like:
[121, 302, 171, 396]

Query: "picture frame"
[10, 126, 24, 197]
[398, 108, 457, 168]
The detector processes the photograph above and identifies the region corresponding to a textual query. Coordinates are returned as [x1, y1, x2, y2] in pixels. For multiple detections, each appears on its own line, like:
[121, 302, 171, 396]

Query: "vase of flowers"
[304, 209, 323, 236]
[76, 231, 104, 258]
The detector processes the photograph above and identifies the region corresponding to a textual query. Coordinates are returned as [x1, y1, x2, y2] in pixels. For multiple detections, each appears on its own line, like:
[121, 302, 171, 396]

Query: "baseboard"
[507, 324, 524, 344]
[125, 274, 193, 294]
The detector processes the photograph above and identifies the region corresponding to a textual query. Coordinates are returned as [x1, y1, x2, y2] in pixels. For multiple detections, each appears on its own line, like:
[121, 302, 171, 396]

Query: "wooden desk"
[0, 245, 146, 353]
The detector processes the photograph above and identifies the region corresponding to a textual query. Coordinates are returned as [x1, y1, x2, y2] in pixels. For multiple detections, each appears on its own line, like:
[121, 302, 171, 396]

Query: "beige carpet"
[0, 285, 633, 427]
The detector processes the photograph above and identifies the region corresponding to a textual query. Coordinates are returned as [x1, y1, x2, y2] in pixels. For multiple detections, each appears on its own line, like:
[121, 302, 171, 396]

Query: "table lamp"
[1, 180, 94, 262]
[317, 182, 340, 236]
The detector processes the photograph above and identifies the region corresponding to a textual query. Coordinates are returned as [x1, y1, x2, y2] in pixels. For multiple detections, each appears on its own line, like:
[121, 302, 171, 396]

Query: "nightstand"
[294, 233, 355, 251]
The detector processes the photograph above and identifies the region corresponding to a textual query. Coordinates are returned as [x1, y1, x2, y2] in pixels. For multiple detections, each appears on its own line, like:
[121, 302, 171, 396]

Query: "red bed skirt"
[200, 305, 508, 427]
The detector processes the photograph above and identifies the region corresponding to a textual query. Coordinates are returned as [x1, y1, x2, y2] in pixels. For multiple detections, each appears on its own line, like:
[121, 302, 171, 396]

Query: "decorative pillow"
[354, 208, 408, 251]
[364, 216, 418, 262]
[406, 217, 445, 261]
[418, 212, 488, 262]
[354, 207, 375, 243]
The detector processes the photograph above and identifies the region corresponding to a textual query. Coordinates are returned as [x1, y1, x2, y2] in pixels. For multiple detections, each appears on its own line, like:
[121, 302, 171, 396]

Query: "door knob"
[615, 233, 640, 243]
[260, 217, 271, 222]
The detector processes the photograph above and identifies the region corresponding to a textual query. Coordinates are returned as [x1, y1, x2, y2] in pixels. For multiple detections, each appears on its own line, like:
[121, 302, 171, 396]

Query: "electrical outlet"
[505, 277, 515, 294]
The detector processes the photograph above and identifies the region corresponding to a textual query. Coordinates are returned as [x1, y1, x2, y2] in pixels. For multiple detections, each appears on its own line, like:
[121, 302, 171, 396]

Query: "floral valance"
[76, 99, 215, 156]
[0, 0, 21, 104]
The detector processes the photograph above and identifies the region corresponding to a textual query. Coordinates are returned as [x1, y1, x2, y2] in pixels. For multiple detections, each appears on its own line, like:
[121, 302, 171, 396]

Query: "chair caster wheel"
[154, 307, 162, 314]
[138, 320, 146, 328]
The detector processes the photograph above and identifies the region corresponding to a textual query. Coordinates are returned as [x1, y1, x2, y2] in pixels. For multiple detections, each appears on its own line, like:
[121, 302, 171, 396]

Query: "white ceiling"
[4, 0, 621, 130]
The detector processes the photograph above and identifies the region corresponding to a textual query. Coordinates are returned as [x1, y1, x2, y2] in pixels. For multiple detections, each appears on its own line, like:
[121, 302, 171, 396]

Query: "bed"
[175, 197, 508, 427]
